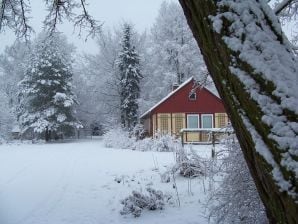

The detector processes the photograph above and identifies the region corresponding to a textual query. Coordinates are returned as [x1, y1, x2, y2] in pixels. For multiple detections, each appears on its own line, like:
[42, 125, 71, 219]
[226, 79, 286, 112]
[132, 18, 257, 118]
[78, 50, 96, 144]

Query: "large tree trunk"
[178, 0, 298, 223]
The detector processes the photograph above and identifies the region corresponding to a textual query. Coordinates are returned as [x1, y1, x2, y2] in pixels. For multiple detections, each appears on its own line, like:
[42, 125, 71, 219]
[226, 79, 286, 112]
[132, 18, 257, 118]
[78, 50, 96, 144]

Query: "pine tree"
[18, 33, 81, 141]
[117, 24, 142, 130]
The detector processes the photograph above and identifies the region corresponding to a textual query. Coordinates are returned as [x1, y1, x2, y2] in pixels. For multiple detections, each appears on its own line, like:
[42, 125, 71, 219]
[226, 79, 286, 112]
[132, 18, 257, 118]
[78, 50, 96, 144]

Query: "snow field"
[0, 139, 215, 224]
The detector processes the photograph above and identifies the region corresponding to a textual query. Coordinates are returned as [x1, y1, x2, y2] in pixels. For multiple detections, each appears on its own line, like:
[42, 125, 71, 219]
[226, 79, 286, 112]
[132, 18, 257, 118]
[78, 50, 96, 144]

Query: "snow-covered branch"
[0, 0, 101, 39]
[274, 0, 298, 16]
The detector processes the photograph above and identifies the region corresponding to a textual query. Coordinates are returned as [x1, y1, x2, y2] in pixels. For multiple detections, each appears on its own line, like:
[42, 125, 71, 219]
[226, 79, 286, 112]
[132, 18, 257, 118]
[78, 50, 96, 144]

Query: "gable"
[141, 78, 226, 118]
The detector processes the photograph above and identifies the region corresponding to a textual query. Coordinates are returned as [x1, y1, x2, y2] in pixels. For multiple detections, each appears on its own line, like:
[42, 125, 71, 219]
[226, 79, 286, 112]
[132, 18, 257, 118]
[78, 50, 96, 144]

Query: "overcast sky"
[0, 0, 174, 54]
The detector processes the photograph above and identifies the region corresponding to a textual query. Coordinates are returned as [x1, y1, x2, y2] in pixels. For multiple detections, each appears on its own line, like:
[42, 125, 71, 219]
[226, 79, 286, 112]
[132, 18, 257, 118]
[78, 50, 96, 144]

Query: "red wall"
[152, 81, 226, 114]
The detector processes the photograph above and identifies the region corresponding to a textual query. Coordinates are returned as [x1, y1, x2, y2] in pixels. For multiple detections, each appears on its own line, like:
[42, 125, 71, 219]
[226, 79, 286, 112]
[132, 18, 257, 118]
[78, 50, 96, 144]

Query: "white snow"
[0, 139, 216, 224]
[57, 114, 67, 122]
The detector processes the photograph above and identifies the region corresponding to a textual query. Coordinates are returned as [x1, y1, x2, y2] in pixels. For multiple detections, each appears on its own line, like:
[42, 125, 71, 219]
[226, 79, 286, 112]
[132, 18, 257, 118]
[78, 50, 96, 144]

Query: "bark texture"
[178, 0, 297, 223]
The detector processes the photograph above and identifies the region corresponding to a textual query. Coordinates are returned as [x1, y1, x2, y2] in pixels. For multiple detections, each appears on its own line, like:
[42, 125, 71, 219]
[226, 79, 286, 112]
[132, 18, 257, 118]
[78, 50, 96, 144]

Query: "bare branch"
[1, 0, 101, 40]
[0, 0, 33, 39]
[273, 0, 298, 20]
[73, 0, 102, 41]
[274, 0, 296, 15]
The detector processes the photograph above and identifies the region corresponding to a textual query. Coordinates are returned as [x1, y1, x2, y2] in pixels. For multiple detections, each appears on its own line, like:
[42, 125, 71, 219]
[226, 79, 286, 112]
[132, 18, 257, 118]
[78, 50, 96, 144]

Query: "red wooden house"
[140, 77, 229, 143]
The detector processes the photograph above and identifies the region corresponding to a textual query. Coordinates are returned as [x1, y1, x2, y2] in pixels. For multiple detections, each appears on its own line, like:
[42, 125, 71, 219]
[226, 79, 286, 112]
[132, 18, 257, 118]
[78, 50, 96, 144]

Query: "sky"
[0, 0, 174, 55]
[0, 0, 296, 55]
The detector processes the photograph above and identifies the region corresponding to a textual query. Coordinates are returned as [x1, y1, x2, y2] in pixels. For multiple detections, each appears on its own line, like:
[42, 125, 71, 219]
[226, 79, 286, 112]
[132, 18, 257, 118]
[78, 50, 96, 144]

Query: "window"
[187, 114, 199, 128]
[201, 114, 213, 128]
[174, 114, 184, 134]
[217, 113, 227, 128]
[159, 114, 169, 133]
[189, 92, 196, 100]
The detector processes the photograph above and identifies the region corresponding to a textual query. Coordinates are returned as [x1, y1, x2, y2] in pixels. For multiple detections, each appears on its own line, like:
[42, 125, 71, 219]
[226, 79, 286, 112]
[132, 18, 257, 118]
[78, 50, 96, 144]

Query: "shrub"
[103, 127, 135, 149]
[161, 147, 206, 182]
[120, 187, 171, 217]
[151, 132, 180, 152]
[208, 138, 267, 223]
[103, 127, 181, 152]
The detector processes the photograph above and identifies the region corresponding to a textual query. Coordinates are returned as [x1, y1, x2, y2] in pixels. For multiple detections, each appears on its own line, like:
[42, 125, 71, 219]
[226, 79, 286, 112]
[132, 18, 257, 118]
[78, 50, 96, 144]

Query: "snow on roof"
[140, 77, 194, 118]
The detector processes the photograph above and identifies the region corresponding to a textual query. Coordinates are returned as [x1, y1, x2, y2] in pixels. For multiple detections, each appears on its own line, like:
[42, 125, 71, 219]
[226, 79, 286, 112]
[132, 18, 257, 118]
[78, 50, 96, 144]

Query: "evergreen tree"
[18, 33, 81, 141]
[117, 24, 142, 130]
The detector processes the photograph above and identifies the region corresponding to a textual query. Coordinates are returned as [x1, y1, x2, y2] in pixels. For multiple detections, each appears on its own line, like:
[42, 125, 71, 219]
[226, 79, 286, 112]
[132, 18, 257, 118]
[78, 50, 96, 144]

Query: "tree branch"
[274, 0, 296, 15]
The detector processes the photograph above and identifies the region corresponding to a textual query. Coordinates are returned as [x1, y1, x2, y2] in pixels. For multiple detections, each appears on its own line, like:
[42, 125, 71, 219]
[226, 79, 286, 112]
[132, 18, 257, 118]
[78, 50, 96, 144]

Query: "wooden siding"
[151, 81, 225, 115]
[150, 112, 229, 142]
[144, 79, 228, 142]
[152, 114, 156, 136]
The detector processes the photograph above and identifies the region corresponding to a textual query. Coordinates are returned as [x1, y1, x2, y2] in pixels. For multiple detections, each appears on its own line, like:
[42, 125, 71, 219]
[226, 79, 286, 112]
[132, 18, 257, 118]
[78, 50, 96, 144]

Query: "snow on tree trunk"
[117, 23, 142, 130]
[178, 0, 298, 223]
[17, 33, 82, 140]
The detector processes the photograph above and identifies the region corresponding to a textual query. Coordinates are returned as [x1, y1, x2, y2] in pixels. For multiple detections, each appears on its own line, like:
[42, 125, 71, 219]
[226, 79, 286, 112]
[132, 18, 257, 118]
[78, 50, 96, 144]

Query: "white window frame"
[187, 114, 199, 128]
[201, 114, 214, 128]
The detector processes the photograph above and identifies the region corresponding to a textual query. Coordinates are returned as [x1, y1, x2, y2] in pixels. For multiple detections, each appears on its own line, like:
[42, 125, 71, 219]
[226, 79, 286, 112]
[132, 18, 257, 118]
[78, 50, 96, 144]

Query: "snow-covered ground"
[0, 139, 216, 224]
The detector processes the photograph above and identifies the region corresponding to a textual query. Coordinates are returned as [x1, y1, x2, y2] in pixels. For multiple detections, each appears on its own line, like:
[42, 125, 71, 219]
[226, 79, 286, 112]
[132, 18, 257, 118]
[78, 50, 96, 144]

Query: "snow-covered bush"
[151, 132, 180, 152]
[177, 148, 205, 178]
[132, 137, 153, 151]
[208, 138, 267, 223]
[161, 146, 206, 182]
[120, 187, 170, 217]
[103, 127, 181, 152]
[133, 133, 180, 152]
[103, 127, 135, 149]
[131, 123, 146, 140]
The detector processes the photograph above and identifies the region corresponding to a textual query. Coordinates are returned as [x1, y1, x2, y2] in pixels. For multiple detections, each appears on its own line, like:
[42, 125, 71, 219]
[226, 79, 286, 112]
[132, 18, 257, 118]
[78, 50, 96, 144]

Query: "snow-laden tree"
[0, 83, 13, 140]
[0, 41, 30, 110]
[0, 41, 29, 137]
[18, 32, 81, 141]
[141, 1, 207, 107]
[90, 28, 122, 124]
[117, 23, 142, 130]
[179, 0, 298, 223]
[72, 54, 109, 130]
[209, 139, 267, 223]
[150, 1, 206, 84]
[72, 25, 148, 129]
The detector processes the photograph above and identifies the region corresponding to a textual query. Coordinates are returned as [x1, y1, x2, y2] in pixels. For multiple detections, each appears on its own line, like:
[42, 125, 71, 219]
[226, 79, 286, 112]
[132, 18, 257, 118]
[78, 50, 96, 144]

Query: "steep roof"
[140, 77, 223, 119]
[140, 77, 194, 118]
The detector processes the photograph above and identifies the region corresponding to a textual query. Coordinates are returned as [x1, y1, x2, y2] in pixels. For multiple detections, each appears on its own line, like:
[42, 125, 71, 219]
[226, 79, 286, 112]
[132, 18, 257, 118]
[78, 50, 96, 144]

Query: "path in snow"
[0, 139, 213, 224]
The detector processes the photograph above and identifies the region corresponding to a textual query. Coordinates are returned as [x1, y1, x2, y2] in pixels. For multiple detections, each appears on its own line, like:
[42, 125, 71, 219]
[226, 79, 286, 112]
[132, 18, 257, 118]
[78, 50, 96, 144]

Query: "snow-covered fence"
[75, 128, 93, 139]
